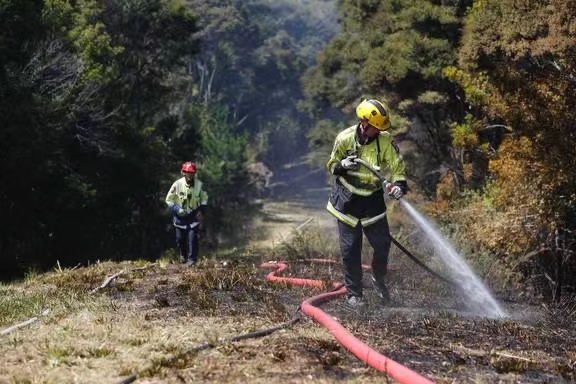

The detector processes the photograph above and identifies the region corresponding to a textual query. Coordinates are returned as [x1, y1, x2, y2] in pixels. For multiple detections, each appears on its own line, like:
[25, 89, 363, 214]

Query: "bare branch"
[90, 269, 126, 294]
[89, 264, 157, 294]
[0, 309, 50, 337]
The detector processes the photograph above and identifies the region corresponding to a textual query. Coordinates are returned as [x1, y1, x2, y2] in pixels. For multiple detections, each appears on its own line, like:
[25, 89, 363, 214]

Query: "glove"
[340, 155, 359, 170]
[387, 185, 403, 199]
[385, 181, 407, 200]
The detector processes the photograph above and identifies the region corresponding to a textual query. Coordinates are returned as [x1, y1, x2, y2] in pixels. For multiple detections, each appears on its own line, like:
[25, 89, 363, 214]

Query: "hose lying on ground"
[262, 261, 435, 384]
[115, 257, 440, 383]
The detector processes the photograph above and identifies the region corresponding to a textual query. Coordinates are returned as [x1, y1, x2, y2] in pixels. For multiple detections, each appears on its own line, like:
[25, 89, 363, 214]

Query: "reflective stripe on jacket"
[327, 200, 387, 227]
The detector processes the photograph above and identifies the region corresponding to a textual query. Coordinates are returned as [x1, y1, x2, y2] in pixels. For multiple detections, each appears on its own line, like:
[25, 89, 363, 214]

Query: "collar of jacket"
[355, 123, 378, 146]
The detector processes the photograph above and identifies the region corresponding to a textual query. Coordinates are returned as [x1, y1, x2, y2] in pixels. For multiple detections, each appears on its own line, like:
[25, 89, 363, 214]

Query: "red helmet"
[181, 161, 197, 174]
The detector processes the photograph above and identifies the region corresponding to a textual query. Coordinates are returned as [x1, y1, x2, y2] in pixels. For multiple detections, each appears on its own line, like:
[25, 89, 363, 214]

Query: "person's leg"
[338, 220, 364, 298]
[186, 227, 199, 265]
[364, 218, 392, 300]
[175, 227, 186, 263]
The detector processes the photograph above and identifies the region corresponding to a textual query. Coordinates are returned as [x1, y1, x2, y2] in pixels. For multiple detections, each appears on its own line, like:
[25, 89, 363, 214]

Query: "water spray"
[354, 158, 506, 318]
[400, 200, 506, 318]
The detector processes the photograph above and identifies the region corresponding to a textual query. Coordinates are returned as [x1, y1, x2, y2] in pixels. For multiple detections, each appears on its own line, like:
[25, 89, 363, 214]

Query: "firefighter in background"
[326, 99, 408, 308]
[165, 161, 208, 266]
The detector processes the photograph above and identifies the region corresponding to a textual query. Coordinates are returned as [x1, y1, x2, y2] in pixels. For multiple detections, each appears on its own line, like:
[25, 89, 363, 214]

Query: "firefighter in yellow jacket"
[326, 99, 408, 308]
[165, 161, 208, 266]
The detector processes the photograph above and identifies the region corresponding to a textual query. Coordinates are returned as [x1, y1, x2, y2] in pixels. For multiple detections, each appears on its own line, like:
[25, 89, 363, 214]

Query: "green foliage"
[305, 118, 348, 168]
[196, 105, 249, 204]
[442, 66, 490, 107]
[450, 114, 480, 148]
[66, 0, 122, 82]
[441, 0, 576, 299]
[304, 0, 469, 193]
[0, 0, 201, 278]
[310, 0, 461, 98]
[188, 0, 337, 168]
[41, 0, 72, 23]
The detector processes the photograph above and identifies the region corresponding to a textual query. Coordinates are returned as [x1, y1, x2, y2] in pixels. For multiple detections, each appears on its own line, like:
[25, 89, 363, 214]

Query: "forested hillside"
[0, 0, 338, 278]
[1, 0, 575, 302]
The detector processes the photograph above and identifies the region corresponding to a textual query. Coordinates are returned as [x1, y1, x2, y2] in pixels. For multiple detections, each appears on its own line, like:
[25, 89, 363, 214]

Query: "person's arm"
[165, 181, 182, 214]
[380, 134, 408, 194]
[327, 130, 353, 176]
[194, 188, 208, 231]
[197, 190, 208, 218]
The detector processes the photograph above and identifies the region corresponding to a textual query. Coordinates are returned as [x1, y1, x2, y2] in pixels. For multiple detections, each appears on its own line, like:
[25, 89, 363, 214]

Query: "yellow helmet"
[356, 99, 390, 131]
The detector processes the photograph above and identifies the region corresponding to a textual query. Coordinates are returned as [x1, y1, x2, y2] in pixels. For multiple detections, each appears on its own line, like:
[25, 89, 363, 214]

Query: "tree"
[302, 0, 470, 191]
[186, 0, 338, 168]
[0, 0, 201, 277]
[444, 0, 576, 300]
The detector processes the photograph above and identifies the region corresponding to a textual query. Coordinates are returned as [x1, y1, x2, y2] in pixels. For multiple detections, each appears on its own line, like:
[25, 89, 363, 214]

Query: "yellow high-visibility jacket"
[165, 177, 208, 227]
[326, 125, 406, 227]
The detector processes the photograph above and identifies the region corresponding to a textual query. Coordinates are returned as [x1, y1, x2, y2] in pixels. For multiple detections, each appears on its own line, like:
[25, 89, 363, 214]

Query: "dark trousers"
[338, 218, 391, 297]
[175, 226, 199, 262]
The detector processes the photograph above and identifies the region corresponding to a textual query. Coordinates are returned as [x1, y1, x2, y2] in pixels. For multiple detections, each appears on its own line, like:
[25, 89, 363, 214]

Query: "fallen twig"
[89, 264, 157, 294]
[90, 269, 126, 294]
[295, 217, 314, 232]
[0, 309, 50, 336]
[493, 351, 534, 362]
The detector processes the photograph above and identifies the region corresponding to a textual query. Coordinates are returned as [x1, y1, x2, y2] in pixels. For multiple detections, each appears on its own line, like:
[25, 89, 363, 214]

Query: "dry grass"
[0, 255, 386, 384]
[1, 199, 574, 384]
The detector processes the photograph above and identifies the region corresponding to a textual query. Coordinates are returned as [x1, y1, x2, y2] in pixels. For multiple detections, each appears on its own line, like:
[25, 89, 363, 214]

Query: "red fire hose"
[261, 260, 434, 384]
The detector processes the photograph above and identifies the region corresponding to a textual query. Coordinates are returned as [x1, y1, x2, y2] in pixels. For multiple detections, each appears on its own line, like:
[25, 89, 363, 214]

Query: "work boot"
[185, 259, 196, 267]
[372, 276, 391, 301]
